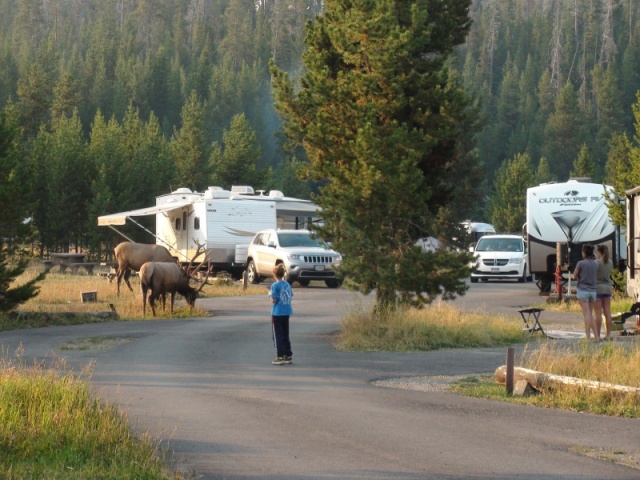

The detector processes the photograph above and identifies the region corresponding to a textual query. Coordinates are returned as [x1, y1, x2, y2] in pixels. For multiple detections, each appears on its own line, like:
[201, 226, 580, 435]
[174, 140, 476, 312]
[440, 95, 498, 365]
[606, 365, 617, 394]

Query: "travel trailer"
[463, 221, 496, 248]
[98, 186, 320, 278]
[525, 179, 622, 292]
[626, 186, 640, 299]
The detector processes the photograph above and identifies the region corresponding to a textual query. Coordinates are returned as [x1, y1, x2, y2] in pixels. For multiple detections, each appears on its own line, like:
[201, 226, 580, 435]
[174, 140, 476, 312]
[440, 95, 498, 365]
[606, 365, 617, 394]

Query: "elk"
[114, 242, 175, 295]
[139, 242, 211, 317]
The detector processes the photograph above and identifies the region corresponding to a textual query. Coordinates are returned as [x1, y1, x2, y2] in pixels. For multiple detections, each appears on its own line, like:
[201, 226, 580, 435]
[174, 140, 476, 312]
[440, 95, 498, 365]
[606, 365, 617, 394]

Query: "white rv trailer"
[98, 186, 320, 278]
[626, 186, 640, 299]
[526, 179, 621, 292]
[465, 221, 496, 244]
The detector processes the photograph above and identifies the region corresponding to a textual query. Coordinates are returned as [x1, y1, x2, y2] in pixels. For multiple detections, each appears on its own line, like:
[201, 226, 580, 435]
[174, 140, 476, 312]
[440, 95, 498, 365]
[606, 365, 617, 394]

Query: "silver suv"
[246, 229, 343, 287]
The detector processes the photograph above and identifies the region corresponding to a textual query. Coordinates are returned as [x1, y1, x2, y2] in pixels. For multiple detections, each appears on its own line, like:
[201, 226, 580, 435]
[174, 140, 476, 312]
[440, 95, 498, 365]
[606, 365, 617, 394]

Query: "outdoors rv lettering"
[538, 195, 602, 206]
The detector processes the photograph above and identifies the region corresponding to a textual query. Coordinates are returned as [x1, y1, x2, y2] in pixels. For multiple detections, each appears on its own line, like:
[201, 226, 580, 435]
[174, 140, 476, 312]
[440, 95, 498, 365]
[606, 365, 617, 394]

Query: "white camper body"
[626, 186, 640, 299]
[526, 180, 620, 292]
[98, 186, 319, 277]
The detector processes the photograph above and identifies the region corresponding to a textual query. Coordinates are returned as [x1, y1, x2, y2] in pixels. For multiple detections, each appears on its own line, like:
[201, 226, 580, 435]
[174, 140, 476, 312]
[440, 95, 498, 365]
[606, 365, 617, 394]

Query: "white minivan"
[470, 234, 530, 283]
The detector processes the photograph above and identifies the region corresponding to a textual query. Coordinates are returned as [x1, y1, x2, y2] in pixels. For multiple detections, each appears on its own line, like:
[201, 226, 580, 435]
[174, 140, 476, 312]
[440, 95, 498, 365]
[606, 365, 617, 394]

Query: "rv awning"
[273, 200, 320, 217]
[97, 201, 193, 226]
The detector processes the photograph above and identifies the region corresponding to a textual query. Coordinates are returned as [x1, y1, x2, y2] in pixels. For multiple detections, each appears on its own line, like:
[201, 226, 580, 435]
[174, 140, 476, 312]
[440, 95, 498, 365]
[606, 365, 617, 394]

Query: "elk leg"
[124, 269, 134, 292]
[141, 285, 148, 317]
[149, 292, 157, 317]
[169, 292, 176, 316]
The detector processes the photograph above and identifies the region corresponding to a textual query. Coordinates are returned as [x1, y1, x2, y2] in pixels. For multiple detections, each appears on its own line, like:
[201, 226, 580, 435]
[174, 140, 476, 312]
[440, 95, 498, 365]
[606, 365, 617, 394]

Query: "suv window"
[277, 232, 324, 248]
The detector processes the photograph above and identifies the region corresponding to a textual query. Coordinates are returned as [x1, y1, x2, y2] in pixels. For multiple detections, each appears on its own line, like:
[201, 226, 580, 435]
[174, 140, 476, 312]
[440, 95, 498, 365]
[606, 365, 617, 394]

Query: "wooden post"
[242, 270, 248, 290]
[506, 347, 515, 396]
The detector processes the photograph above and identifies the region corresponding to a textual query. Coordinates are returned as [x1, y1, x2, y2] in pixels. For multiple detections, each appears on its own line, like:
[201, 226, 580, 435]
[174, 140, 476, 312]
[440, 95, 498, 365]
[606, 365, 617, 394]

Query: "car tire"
[247, 260, 261, 284]
[518, 267, 526, 283]
[298, 279, 310, 287]
[325, 279, 341, 288]
[470, 277, 478, 283]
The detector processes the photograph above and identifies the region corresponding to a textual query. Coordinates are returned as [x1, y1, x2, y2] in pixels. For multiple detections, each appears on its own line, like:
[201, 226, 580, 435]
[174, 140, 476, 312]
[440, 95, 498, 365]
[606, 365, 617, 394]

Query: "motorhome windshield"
[277, 232, 324, 248]
[476, 238, 523, 252]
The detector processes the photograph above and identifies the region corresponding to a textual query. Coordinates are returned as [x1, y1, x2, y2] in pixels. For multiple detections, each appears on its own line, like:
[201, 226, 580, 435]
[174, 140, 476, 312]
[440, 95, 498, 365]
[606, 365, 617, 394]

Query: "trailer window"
[175, 218, 181, 230]
[194, 217, 200, 230]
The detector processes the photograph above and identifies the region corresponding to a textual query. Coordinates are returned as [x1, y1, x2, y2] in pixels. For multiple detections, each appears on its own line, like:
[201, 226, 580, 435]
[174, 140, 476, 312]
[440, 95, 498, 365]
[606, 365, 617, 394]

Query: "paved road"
[1, 282, 639, 479]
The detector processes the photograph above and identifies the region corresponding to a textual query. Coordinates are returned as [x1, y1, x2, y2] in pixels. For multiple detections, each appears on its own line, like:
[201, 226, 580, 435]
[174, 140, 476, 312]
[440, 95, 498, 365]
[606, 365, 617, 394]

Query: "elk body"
[140, 262, 200, 317]
[114, 242, 175, 295]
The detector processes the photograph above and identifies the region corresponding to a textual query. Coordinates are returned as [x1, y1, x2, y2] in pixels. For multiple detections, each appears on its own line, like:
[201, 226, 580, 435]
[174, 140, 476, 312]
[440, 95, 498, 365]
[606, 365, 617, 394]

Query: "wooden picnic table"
[43, 253, 97, 275]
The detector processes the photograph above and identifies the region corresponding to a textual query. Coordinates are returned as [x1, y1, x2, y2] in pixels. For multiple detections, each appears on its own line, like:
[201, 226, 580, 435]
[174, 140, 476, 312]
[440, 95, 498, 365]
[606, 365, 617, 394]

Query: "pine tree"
[571, 144, 596, 181]
[0, 109, 44, 312]
[488, 153, 535, 234]
[210, 113, 265, 188]
[171, 90, 209, 191]
[271, 0, 475, 308]
[535, 157, 555, 184]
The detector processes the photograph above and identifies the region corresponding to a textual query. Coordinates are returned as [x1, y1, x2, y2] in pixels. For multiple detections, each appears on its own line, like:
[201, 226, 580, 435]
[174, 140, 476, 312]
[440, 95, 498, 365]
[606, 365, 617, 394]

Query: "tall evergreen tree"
[488, 153, 535, 234]
[210, 113, 265, 188]
[271, 0, 475, 308]
[571, 144, 596, 181]
[171, 90, 209, 190]
[543, 83, 586, 178]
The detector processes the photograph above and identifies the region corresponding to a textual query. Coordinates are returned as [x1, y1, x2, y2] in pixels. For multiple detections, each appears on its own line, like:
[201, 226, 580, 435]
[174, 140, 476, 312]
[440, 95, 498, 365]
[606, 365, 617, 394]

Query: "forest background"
[1, 0, 640, 257]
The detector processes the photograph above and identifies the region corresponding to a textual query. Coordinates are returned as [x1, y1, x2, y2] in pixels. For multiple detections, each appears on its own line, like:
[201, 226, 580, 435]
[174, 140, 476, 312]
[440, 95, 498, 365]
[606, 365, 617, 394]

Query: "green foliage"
[571, 144, 596, 180]
[489, 153, 535, 233]
[535, 157, 555, 184]
[210, 113, 266, 188]
[0, 249, 44, 312]
[0, 110, 44, 311]
[272, 0, 475, 308]
[171, 91, 210, 191]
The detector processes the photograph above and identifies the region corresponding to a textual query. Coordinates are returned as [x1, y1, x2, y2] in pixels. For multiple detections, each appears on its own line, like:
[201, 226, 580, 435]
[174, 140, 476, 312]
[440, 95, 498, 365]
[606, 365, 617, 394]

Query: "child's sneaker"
[272, 357, 285, 365]
[283, 356, 293, 364]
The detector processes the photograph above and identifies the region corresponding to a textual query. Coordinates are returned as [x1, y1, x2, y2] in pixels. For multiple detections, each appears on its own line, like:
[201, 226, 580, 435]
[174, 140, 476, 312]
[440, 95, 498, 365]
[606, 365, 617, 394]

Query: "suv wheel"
[325, 279, 341, 288]
[298, 279, 310, 287]
[247, 260, 261, 284]
[470, 277, 478, 283]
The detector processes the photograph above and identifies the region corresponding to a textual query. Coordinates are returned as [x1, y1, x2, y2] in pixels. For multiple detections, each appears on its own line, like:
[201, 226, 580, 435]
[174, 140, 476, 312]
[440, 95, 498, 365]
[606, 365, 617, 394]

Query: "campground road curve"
[1, 283, 639, 479]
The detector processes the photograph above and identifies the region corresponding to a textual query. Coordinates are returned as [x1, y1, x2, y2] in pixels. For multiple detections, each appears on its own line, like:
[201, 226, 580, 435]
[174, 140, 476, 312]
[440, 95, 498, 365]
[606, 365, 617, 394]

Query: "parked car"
[470, 234, 530, 283]
[246, 229, 343, 287]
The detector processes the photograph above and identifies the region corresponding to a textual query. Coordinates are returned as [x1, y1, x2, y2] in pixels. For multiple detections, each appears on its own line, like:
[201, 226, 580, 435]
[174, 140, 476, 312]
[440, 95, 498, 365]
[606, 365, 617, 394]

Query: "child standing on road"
[268, 265, 294, 365]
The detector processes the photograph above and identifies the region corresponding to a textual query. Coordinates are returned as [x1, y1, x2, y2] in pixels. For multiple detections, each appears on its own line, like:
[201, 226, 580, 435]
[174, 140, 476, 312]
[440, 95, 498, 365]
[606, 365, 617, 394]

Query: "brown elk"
[139, 242, 211, 317]
[114, 242, 176, 295]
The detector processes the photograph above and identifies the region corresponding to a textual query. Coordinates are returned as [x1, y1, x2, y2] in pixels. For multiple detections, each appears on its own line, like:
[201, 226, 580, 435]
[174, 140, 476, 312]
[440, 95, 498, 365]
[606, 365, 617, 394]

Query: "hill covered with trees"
[1, 0, 640, 251]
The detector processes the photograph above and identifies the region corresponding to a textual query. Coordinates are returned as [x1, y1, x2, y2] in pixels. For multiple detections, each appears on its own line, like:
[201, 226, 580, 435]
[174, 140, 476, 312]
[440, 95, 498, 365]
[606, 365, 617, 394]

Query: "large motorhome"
[526, 179, 622, 292]
[98, 186, 320, 278]
[626, 186, 640, 300]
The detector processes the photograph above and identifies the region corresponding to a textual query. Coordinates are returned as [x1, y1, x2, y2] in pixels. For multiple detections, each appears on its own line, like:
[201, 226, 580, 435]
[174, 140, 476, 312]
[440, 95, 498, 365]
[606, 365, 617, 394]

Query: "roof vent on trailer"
[204, 186, 230, 199]
[231, 185, 255, 195]
[268, 190, 285, 198]
[172, 187, 192, 194]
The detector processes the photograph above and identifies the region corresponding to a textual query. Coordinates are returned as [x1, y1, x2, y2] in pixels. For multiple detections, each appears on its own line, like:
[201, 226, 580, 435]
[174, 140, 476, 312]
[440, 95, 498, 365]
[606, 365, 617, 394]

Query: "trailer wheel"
[247, 261, 261, 284]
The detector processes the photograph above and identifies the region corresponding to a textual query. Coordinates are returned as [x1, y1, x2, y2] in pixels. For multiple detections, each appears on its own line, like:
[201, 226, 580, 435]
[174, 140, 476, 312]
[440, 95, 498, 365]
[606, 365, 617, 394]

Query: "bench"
[517, 308, 545, 335]
[68, 262, 98, 275]
[612, 303, 640, 335]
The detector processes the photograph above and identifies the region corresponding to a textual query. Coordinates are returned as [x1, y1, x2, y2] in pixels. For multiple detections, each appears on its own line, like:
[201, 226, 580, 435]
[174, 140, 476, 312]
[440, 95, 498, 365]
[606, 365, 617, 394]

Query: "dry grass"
[336, 301, 524, 351]
[10, 264, 265, 322]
